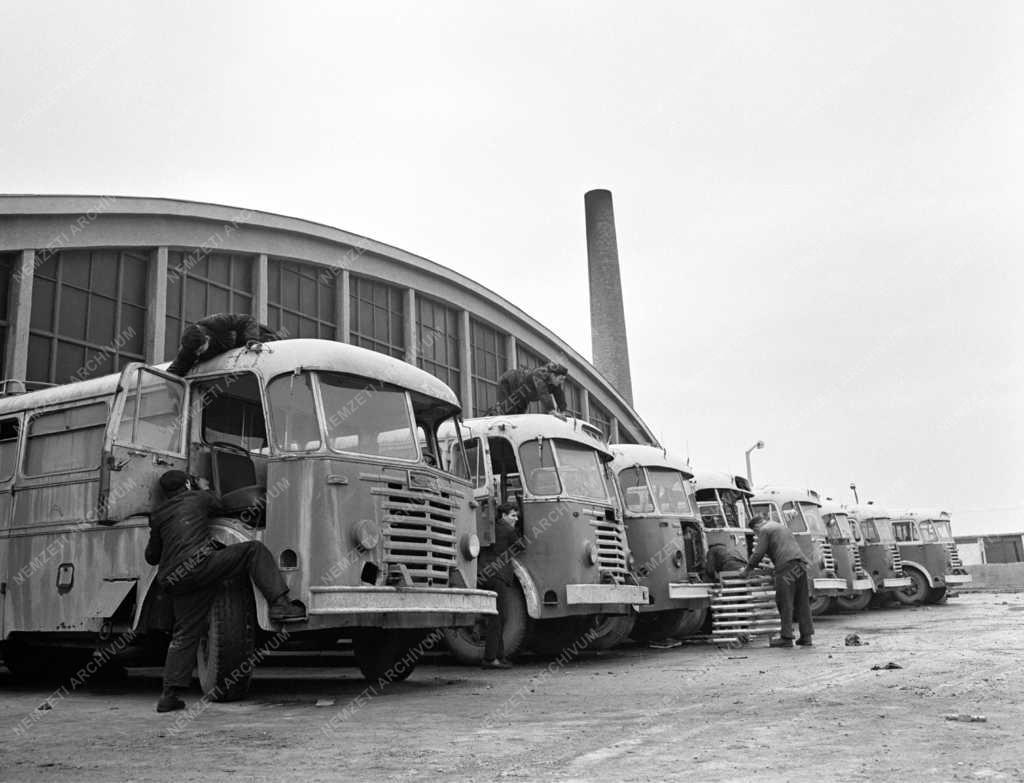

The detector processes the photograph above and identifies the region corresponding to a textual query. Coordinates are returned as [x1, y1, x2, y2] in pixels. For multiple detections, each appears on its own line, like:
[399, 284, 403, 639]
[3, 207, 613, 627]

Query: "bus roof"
[890, 508, 951, 522]
[819, 502, 851, 517]
[751, 486, 822, 507]
[845, 503, 894, 522]
[459, 414, 612, 458]
[0, 338, 461, 416]
[609, 443, 692, 477]
[692, 470, 753, 497]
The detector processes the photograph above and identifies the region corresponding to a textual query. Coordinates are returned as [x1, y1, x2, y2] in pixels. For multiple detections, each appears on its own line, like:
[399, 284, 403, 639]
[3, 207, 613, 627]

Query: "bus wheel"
[672, 607, 708, 638]
[835, 591, 873, 612]
[2, 639, 50, 681]
[925, 585, 948, 605]
[443, 582, 528, 665]
[809, 594, 832, 616]
[631, 609, 692, 642]
[352, 629, 433, 683]
[894, 568, 928, 606]
[587, 614, 636, 651]
[197, 578, 256, 703]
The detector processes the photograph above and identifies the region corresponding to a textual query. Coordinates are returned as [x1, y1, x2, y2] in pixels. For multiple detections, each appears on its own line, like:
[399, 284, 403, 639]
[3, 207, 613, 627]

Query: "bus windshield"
[860, 520, 880, 542]
[553, 440, 609, 501]
[721, 490, 749, 528]
[318, 373, 418, 461]
[932, 520, 953, 541]
[647, 468, 693, 515]
[698, 499, 725, 528]
[618, 466, 654, 513]
[919, 522, 940, 543]
[751, 502, 782, 525]
[798, 502, 826, 535]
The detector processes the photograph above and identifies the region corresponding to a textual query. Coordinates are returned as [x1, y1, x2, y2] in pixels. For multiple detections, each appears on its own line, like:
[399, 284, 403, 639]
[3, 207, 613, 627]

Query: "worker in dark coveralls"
[478, 503, 522, 669]
[740, 514, 813, 648]
[491, 362, 569, 416]
[704, 540, 749, 582]
[145, 470, 305, 713]
[167, 312, 278, 376]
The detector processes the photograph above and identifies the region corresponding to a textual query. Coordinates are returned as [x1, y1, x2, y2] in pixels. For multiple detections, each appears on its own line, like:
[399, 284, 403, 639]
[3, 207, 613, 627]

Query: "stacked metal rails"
[708, 571, 781, 646]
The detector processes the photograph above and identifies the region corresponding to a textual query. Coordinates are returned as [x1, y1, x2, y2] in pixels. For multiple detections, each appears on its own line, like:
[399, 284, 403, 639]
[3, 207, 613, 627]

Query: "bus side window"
[24, 402, 108, 476]
[117, 368, 185, 453]
[0, 418, 20, 481]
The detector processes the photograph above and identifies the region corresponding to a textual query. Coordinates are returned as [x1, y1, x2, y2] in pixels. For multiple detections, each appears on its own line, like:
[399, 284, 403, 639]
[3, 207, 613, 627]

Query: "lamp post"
[745, 440, 765, 484]
[849, 482, 859, 504]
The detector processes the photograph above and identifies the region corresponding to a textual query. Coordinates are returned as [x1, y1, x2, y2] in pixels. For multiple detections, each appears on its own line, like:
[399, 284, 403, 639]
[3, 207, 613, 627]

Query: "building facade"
[0, 195, 653, 444]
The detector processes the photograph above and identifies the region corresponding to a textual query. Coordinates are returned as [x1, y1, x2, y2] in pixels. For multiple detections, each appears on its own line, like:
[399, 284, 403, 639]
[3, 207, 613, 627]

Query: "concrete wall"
[962, 563, 1024, 591]
[958, 541, 983, 566]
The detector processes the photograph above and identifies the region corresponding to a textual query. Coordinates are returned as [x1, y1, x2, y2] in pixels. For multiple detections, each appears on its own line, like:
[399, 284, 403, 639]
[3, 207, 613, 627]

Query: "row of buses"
[0, 338, 970, 699]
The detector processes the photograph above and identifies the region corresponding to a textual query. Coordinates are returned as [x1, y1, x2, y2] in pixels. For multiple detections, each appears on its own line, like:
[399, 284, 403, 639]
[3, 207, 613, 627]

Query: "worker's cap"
[544, 362, 568, 376]
[159, 470, 190, 495]
[747, 513, 766, 528]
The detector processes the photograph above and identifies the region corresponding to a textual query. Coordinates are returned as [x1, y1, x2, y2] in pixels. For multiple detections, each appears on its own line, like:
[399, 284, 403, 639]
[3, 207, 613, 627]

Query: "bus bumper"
[813, 578, 848, 592]
[668, 583, 712, 600]
[883, 577, 912, 588]
[850, 578, 875, 591]
[565, 583, 649, 607]
[944, 573, 973, 585]
[306, 586, 497, 618]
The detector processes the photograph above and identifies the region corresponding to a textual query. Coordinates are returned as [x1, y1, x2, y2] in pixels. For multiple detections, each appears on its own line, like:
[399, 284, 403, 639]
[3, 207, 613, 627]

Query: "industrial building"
[0, 195, 653, 444]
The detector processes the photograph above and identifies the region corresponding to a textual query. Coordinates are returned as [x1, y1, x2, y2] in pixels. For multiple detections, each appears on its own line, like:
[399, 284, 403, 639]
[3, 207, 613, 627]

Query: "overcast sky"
[1, 1, 1020, 535]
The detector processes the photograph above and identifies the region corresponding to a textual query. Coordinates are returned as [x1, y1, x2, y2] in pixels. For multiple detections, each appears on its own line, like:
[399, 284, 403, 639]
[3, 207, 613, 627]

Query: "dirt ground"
[1, 591, 1022, 783]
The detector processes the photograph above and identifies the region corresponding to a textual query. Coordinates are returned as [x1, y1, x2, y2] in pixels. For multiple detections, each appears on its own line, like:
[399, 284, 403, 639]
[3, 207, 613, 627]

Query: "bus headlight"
[585, 541, 600, 566]
[461, 534, 481, 560]
[352, 519, 381, 552]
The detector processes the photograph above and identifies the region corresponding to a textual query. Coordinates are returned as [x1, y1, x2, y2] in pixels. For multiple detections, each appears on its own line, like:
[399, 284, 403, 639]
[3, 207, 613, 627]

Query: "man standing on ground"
[478, 502, 522, 669]
[145, 470, 305, 713]
[739, 513, 814, 648]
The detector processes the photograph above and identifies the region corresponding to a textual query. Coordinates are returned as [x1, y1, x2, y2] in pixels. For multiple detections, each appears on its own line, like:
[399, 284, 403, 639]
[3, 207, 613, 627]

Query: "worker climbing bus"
[820, 503, 876, 612]
[0, 339, 494, 699]
[890, 508, 972, 604]
[608, 445, 711, 643]
[844, 504, 912, 604]
[440, 414, 647, 662]
[751, 487, 847, 616]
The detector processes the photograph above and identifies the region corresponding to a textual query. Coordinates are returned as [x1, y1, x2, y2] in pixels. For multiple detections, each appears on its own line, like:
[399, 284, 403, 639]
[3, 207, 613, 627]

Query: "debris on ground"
[845, 633, 867, 646]
[944, 713, 987, 723]
[36, 702, 53, 711]
[727, 656, 748, 660]
[648, 639, 682, 649]
[871, 662, 903, 670]
[314, 699, 335, 707]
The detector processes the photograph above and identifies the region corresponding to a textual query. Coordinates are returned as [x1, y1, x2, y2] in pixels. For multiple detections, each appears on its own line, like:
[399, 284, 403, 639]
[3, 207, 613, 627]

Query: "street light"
[849, 482, 859, 504]
[745, 440, 765, 484]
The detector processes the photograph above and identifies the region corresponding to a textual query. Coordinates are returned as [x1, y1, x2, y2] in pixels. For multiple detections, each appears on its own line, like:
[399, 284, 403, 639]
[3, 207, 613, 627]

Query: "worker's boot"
[795, 637, 814, 647]
[156, 687, 185, 713]
[269, 594, 307, 622]
[769, 636, 794, 648]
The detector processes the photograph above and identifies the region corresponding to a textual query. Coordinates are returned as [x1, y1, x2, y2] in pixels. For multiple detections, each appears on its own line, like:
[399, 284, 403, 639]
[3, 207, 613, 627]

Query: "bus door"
[101, 365, 189, 520]
[0, 415, 21, 638]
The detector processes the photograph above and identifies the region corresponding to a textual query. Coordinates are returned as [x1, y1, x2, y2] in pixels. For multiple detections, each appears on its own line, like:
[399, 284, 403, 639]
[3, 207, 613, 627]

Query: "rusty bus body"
[844, 504, 912, 603]
[440, 414, 647, 661]
[890, 508, 972, 604]
[751, 487, 847, 616]
[608, 445, 711, 642]
[0, 339, 493, 697]
[819, 503, 876, 612]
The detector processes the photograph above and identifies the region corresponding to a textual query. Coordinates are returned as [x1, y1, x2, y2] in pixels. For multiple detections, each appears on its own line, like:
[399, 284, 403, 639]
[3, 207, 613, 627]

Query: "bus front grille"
[945, 542, 964, 569]
[589, 519, 629, 581]
[851, 545, 868, 578]
[381, 485, 457, 587]
[816, 537, 836, 571]
[888, 544, 904, 577]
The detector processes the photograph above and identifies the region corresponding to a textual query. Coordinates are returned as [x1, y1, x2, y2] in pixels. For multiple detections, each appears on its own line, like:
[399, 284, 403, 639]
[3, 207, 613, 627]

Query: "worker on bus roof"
[167, 312, 279, 376]
[490, 362, 569, 416]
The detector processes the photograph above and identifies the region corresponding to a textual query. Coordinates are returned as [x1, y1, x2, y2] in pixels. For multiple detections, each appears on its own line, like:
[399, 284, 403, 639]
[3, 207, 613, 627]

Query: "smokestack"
[585, 189, 634, 405]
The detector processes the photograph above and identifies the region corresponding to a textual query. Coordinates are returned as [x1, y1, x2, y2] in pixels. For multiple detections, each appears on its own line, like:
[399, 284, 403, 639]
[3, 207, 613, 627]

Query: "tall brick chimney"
[585, 188, 634, 405]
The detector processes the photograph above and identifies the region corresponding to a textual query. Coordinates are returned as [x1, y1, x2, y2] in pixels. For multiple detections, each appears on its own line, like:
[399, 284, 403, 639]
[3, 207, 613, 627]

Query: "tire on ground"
[587, 613, 636, 651]
[834, 590, 873, 612]
[925, 585, 948, 605]
[352, 629, 437, 683]
[197, 577, 256, 702]
[631, 608, 694, 642]
[443, 581, 528, 665]
[526, 615, 596, 658]
[893, 567, 929, 606]
[809, 593, 833, 616]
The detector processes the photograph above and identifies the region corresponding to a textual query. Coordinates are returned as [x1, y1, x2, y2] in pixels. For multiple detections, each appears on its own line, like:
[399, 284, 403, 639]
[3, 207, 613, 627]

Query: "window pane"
[267, 372, 321, 452]
[320, 373, 417, 460]
[552, 440, 608, 500]
[0, 418, 20, 482]
[61, 251, 91, 289]
[618, 467, 654, 513]
[87, 296, 116, 346]
[55, 341, 86, 383]
[121, 252, 148, 305]
[26, 334, 51, 383]
[24, 402, 108, 475]
[518, 439, 560, 496]
[90, 250, 118, 297]
[30, 278, 55, 331]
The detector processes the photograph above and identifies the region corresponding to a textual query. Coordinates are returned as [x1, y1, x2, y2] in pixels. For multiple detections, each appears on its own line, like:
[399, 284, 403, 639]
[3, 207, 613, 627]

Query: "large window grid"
[588, 399, 614, 440]
[470, 318, 507, 416]
[28, 249, 147, 384]
[416, 297, 460, 392]
[165, 251, 253, 359]
[349, 276, 404, 358]
[268, 258, 336, 339]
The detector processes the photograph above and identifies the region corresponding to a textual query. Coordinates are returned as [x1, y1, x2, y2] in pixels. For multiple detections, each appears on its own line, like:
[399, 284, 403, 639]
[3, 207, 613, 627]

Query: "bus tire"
[352, 629, 434, 683]
[197, 578, 256, 703]
[443, 582, 528, 665]
[587, 613, 636, 651]
[835, 590, 873, 612]
[631, 609, 692, 642]
[925, 585, 948, 605]
[672, 606, 709, 638]
[809, 593, 833, 616]
[894, 567, 929, 606]
[1, 639, 50, 681]
[526, 616, 595, 658]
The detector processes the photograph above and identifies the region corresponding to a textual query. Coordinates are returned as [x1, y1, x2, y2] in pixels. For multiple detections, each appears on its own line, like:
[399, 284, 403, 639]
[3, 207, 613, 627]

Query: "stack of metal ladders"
[709, 571, 781, 646]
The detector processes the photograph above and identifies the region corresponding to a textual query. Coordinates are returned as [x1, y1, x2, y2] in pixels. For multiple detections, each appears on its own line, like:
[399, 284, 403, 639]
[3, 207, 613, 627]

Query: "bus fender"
[899, 559, 935, 587]
[511, 560, 542, 620]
